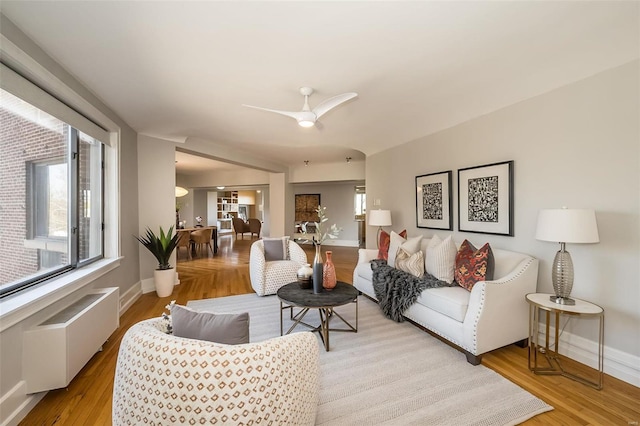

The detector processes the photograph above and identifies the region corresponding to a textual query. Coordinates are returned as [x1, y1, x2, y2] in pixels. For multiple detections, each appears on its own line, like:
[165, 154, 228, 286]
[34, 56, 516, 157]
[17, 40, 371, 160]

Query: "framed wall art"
[415, 170, 453, 230]
[294, 193, 321, 222]
[458, 160, 514, 236]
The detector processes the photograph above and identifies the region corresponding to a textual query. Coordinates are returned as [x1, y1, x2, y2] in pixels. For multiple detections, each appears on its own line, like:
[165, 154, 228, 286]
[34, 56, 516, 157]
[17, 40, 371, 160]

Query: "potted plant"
[136, 226, 179, 297]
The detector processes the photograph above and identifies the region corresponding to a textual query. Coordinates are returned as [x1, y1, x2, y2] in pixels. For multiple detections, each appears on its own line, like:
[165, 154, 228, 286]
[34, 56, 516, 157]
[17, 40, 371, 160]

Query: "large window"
[0, 88, 104, 297]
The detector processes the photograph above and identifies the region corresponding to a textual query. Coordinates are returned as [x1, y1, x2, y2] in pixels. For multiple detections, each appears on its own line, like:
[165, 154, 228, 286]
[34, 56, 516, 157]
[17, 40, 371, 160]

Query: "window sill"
[0, 257, 121, 333]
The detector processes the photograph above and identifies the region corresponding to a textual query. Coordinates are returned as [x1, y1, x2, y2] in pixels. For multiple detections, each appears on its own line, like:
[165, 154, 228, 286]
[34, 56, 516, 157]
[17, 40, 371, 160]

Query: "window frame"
[0, 94, 106, 298]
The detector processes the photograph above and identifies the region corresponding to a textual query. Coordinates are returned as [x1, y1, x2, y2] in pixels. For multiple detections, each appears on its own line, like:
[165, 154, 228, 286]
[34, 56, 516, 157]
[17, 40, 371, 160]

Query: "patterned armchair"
[249, 239, 308, 296]
[113, 317, 320, 426]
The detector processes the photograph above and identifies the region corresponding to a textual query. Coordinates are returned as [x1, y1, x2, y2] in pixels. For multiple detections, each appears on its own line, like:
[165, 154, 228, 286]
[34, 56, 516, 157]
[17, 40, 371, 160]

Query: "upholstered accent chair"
[247, 218, 262, 238]
[249, 239, 308, 296]
[232, 217, 251, 239]
[113, 317, 320, 426]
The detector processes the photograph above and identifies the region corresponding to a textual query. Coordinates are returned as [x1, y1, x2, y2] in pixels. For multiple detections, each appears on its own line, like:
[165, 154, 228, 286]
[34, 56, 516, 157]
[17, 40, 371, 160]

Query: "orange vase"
[323, 251, 337, 290]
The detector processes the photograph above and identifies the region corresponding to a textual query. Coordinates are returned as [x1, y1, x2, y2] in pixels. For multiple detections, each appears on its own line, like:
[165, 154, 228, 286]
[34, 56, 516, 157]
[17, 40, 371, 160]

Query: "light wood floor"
[20, 235, 640, 425]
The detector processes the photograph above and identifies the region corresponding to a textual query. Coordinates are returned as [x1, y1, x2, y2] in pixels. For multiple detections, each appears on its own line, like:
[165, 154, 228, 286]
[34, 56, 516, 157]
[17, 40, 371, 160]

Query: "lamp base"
[550, 295, 576, 305]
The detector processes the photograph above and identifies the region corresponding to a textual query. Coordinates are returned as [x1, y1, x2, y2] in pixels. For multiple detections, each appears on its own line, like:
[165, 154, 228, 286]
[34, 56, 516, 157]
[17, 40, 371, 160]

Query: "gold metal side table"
[526, 293, 604, 390]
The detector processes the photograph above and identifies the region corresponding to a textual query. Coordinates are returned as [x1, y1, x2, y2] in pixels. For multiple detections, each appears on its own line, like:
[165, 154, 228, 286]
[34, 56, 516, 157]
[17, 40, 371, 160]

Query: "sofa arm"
[463, 257, 539, 355]
[357, 248, 379, 265]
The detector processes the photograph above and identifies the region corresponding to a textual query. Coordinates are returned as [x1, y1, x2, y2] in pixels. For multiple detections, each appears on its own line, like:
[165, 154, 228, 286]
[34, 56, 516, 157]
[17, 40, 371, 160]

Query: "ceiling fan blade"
[312, 92, 358, 119]
[242, 104, 303, 120]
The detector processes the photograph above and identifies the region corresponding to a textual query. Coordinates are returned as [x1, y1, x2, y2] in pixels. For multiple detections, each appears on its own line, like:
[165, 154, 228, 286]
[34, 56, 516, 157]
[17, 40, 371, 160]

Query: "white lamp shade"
[369, 209, 392, 227]
[175, 186, 189, 197]
[535, 209, 599, 243]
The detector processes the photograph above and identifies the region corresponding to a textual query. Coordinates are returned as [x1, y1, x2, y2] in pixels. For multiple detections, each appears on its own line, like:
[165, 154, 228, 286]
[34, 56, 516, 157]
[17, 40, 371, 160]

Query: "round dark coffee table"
[277, 281, 358, 351]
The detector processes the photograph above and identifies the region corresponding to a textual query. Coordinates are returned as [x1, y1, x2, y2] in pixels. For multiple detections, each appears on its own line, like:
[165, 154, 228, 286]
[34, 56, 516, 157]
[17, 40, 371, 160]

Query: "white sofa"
[353, 238, 539, 364]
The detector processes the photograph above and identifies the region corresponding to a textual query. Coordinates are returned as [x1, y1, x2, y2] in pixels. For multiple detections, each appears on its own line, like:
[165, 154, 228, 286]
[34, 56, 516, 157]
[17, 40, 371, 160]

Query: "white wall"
[0, 15, 141, 425]
[294, 182, 363, 246]
[366, 61, 639, 383]
[137, 135, 177, 283]
[268, 173, 289, 237]
[193, 189, 208, 225]
[176, 190, 193, 228]
[180, 168, 270, 188]
[289, 160, 365, 183]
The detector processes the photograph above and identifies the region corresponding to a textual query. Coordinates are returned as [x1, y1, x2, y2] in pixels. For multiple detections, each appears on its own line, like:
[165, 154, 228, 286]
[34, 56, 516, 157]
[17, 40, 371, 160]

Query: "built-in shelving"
[217, 191, 238, 232]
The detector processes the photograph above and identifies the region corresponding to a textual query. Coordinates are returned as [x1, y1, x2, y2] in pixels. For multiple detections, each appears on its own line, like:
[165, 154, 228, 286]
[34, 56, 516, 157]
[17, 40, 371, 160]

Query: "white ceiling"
[1, 1, 638, 170]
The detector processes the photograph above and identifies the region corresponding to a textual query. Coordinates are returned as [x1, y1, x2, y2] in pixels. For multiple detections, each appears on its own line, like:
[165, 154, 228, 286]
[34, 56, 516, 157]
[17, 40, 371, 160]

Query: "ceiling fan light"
[297, 119, 315, 128]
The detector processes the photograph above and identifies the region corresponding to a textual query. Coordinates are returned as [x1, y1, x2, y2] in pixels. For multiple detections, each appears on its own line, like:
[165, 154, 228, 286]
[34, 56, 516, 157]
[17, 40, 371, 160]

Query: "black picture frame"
[415, 170, 453, 230]
[458, 160, 514, 236]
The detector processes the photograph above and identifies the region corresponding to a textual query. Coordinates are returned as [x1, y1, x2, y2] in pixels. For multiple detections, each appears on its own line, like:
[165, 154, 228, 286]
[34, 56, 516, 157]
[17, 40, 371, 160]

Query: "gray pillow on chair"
[262, 236, 291, 261]
[171, 304, 250, 344]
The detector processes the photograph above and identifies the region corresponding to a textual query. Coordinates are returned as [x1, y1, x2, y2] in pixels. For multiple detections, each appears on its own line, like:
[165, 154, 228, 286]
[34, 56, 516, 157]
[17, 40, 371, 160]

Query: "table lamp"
[369, 209, 392, 248]
[535, 208, 599, 305]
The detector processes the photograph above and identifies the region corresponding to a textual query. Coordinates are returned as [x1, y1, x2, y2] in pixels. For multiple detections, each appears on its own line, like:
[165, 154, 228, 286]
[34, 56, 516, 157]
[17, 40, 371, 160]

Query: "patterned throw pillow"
[454, 240, 495, 291]
[425, 235, 457, 284]
[263, 236, 290, 261]
[172, 304, 250, 344]
[388, 233, 422, 268]
[377, 229, 406, 260]
[395, 248, 425, 278]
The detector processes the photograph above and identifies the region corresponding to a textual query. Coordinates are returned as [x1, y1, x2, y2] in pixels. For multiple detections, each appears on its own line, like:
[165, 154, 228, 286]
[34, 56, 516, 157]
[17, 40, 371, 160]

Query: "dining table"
[178, 226, 218, 255]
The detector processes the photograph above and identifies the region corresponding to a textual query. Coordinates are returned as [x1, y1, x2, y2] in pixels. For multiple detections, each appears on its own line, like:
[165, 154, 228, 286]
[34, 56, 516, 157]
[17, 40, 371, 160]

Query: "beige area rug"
[188, 293, 552, 425]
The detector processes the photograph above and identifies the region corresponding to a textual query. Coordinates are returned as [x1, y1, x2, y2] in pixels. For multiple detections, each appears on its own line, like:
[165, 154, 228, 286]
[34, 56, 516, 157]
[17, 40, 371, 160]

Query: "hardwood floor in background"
[20, 235, 640, 425]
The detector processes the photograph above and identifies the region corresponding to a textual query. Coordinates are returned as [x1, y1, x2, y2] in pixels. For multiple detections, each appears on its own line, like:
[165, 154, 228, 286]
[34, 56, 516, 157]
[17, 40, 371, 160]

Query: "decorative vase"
[323, 251, 337, 291]
[297, 263, 313, 289]
[312, 244, 324, 294]
[154, 268, 175, 297]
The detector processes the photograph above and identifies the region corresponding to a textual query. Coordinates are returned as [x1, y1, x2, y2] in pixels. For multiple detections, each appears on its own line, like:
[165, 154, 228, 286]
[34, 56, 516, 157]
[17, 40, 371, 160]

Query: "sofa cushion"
[171, 304, 250, 344]
[263, 236, 290, 261]
[415, 286, 470, 322]
[388, 232, 422, 267]
[395, 249, 424, 278]
[425, 235, 457, 284]
[455, 240, 495, 291]
[377, 229, 406, 260]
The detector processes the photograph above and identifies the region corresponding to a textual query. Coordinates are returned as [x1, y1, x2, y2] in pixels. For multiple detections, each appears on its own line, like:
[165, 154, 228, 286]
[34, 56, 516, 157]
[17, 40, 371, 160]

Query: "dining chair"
[190, 228, 213, 257]
[176, 230, 192, 260]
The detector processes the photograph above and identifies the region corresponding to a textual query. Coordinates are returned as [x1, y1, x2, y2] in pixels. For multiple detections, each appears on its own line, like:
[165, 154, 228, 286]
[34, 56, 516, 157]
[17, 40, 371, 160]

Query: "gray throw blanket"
[371, 259, 455, 322]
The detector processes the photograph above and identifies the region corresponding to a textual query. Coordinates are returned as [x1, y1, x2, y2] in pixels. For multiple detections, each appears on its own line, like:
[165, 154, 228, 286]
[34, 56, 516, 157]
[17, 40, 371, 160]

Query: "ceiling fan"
[242, 87, 357, 128]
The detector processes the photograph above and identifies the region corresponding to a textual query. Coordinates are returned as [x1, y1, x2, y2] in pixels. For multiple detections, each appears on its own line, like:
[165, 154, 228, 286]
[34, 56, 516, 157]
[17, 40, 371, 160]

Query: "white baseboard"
[321, 239, 360, 247]
[140, 277, 155, 294]
[119, 281, 142, 314]
[537, 327, 640, 387]
[0, 381, 45, 426]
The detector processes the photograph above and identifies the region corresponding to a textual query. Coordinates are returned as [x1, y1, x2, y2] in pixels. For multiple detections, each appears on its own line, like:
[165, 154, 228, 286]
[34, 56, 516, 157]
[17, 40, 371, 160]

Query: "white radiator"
[23, 287, 119, 394]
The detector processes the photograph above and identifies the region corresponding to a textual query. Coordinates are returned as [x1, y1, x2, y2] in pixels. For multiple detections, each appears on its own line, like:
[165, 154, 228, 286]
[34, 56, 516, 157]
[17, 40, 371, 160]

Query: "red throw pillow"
[377, 229, 407, 260]
[454, 240, 495, 291]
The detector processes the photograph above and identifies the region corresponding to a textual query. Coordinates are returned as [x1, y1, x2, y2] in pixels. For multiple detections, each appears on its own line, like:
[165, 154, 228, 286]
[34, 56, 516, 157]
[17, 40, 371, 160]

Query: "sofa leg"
[514, 338, 528, 348]
[465, 352, 482, 366]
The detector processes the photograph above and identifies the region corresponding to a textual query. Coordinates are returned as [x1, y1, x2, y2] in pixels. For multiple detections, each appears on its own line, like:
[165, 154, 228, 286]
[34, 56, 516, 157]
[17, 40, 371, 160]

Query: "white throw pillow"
[395, 248, 425, 278]
[388, 232, 422, 268]
[425, 235, 457, 284]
